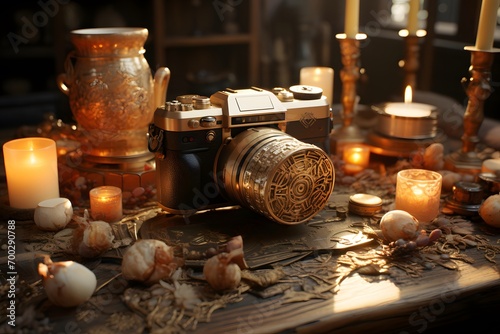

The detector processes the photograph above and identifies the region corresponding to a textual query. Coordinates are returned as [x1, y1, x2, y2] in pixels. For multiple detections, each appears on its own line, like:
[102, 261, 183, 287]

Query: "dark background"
[1, 0, 499, 129]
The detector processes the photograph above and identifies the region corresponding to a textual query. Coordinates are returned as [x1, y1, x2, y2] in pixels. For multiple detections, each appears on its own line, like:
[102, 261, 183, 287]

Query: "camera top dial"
[289, 85, 323, 100]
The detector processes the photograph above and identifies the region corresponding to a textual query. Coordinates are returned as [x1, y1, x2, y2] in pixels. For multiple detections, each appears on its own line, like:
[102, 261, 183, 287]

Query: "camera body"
[148, 86, 332, 221]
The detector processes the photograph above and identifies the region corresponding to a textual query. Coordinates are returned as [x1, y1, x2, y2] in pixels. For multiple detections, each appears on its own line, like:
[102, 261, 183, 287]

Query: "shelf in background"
[163, 34, 252, 47]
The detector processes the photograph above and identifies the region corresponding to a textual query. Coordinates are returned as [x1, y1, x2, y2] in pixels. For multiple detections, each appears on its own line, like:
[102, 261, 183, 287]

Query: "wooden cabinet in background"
[152, 0, 261, 99]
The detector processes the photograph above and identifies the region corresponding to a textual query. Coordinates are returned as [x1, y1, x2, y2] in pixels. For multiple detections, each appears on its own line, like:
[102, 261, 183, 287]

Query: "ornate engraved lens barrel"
[215, 128, 335, 224]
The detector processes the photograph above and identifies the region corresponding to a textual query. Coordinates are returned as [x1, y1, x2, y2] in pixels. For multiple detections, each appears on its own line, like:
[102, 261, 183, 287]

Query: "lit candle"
[395, 169, 442, 223]
[300, 67, 334, 105]
[407, 0, 420, 36]
[384, 85, 433, 117]
[3, 138, 59, 209]
[345, 0, 360, 38]
[475, 0, 500, 50]
[343, 143, 370, 174]
[89, 186, 123, 223]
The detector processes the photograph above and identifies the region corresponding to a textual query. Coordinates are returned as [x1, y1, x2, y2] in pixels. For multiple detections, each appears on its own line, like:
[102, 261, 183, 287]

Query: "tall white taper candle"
[475, 0, 500, 50]
[345, 0, 360, 38]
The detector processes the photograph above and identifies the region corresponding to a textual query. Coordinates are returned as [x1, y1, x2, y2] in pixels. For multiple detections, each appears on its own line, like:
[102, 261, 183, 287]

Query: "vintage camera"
[148, 86, 335, 224]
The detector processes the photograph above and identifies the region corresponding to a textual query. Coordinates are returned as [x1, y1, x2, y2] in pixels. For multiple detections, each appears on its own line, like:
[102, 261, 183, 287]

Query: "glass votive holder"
[395, 169, 442, 223]
[3, 137, 59, 209]
[343, 143, 370, 175]
[89, 186, 123, 223]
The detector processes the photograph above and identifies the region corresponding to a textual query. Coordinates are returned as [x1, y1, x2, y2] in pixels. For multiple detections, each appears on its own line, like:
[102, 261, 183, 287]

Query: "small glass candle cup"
[395, 169, 442, 223]
[89, 186, 123, 223]
[343, 143, 370, 175]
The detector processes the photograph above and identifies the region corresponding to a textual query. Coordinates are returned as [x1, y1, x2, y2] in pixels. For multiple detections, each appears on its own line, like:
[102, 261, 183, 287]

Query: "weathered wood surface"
[3, 205, 499, 334]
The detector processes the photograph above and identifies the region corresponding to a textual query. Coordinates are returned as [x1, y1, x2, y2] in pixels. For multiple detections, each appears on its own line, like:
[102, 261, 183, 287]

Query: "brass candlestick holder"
[399, 29, 427, 91]
[330, 33, 367, 155]
[444, 46, 499, 173]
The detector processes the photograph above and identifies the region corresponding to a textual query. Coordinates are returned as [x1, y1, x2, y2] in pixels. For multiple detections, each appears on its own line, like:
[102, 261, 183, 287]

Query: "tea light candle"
[300, 67, 334, 105]
[395, 169, 442, 223]
[3, 137, 59, 209]
[385, 85, 433, 117]
[89, 186, 123, 223]
[482, 158, 500, 174]
[343, 143, 370, 174]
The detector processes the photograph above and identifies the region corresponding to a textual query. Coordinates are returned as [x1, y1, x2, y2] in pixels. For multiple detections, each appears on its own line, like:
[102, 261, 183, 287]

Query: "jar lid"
[348, 193, 382, 216]
[451, 181, 484, 205]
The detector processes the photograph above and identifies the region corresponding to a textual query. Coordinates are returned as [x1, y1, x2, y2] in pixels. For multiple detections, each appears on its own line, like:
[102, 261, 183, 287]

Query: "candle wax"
[384, 102, 432, 118]
[407, 0, 420, 35]
[475, 0, 500, 50]
[345, 0, 360, 38]
[300, 67, 334, 105]
[3, 138, 59, 209]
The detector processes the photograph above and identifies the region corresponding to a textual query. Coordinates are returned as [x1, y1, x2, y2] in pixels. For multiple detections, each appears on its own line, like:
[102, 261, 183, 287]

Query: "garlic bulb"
[379, 210, 420, 242]
[73, 220, 114, 258]
[121, 239, 180, 285]
[38, 256, 96, 307]
[34, 198, 73, 231]
[203, 248, 242, 291]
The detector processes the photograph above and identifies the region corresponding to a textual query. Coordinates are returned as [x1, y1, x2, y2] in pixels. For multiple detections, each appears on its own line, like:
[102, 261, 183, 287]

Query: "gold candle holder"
[399, 29, 427, 91]
[330, 33, 367, 154]
[444, 47, 499, 173]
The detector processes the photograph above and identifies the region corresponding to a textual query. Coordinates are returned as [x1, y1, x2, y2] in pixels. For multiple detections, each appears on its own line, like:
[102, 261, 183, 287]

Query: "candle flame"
[351, 151, 363, 164]
[404, 85, 412, 103]
[411, 185, 423, 196]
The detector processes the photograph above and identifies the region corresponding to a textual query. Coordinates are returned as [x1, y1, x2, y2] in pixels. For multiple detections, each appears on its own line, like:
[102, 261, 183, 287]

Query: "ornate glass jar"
[57, 27, 170, 162]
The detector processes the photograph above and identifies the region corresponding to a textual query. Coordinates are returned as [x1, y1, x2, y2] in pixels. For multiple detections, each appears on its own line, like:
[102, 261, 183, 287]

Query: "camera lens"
[215, 127, 335, 224]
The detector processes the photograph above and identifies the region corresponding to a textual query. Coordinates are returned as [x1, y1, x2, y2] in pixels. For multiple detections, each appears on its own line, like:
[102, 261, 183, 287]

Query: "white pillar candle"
[407, 0, 420, 35]
[89, 186, 123, 223]
[475, 0, 500, 50]
[395, 169, 442, 223]
[345, 0, 360, 38]
[300, 67, 334, 105]
[3, 138, 59, 209]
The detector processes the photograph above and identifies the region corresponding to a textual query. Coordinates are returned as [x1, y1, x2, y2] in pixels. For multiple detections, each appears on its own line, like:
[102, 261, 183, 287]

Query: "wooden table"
[0, 123, 500, 333]
[1, 173, 499, 334]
